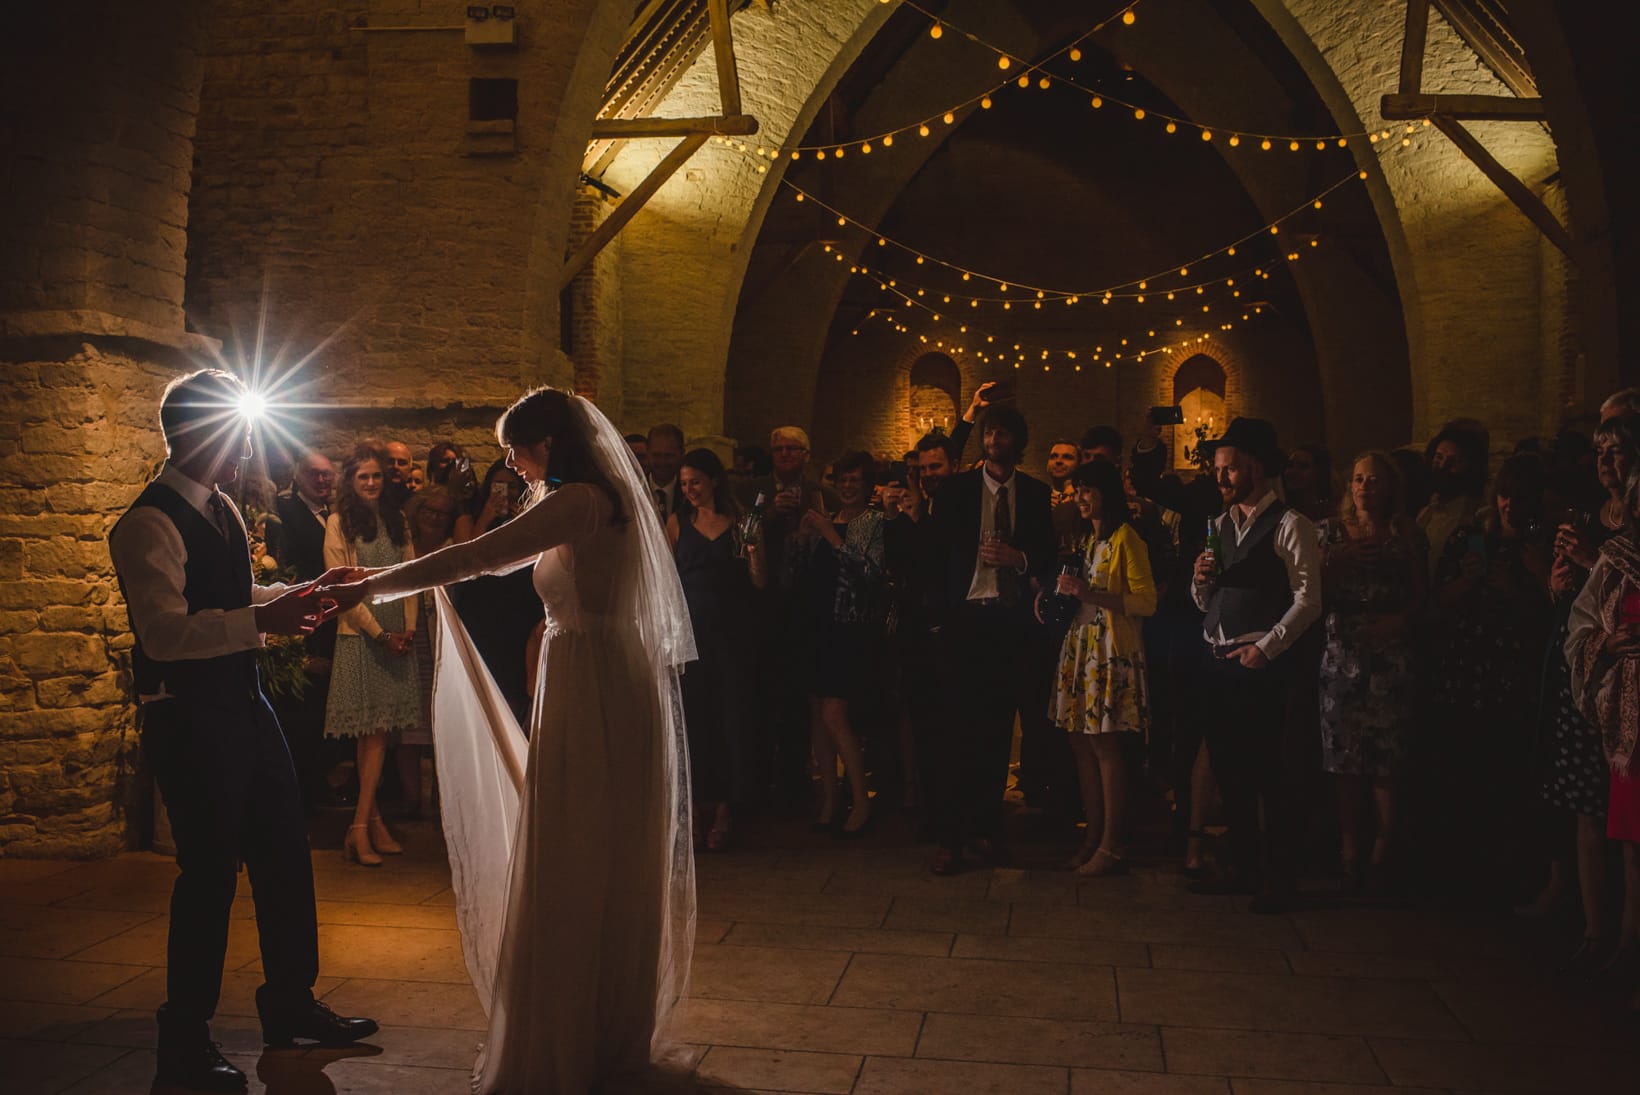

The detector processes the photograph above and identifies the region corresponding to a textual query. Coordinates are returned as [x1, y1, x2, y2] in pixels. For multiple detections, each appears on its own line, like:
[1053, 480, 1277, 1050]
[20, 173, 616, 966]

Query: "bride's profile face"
[504, 438, 552, 484]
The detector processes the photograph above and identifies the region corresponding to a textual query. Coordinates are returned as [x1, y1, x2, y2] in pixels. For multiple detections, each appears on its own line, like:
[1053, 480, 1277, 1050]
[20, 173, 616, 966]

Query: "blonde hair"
[1337, 450, 1408, 533]
[769, 425, 810, 450]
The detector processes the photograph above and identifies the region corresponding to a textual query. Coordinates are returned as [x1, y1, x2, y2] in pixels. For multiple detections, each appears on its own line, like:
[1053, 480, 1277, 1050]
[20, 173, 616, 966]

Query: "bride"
[326, 388, 695, 1093]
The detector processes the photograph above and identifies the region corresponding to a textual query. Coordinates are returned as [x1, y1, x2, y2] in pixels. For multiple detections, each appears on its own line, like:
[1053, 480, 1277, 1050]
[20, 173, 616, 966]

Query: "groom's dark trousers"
[142, 688, 319, 1023]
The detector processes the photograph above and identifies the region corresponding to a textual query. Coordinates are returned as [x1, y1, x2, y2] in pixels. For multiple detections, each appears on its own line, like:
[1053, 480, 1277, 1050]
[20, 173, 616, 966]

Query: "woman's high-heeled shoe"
[344, 824, 382, 868]
[835, 805, 874, 840]
[368, 814, 403, 855]
[1182, 828, 1210, 881]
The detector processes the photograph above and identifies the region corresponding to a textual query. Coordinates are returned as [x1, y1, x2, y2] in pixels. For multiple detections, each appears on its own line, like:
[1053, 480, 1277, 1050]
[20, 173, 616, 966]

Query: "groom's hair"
[158, 369, 245, 454]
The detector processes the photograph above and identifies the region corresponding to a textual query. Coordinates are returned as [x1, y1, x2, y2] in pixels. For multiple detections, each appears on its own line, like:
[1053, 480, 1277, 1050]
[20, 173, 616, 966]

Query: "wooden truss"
[1382, 0, 1572, 256]
[558, 0, 759, 291]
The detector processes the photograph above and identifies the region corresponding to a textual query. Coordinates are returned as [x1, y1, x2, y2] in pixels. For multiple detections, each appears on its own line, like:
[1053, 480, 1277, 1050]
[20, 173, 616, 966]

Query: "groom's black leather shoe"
[258, 993, 379, 1047]
[155, 1039, 247, 1092]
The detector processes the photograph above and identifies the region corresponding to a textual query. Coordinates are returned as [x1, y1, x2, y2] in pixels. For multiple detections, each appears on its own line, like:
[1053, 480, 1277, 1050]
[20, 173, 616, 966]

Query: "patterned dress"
[1050, 524, 1155, 736]
[1318, 525, 1423, 776]
[325, 531, 422, 739]
[1538, 525, 1613, 818]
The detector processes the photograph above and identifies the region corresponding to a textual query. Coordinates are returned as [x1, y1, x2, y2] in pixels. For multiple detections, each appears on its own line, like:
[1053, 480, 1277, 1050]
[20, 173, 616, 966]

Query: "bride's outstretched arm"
[363, 482, 607, 602]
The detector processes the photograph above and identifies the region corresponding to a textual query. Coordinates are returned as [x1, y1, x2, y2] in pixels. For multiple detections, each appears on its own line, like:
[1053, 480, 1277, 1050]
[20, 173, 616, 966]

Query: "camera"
[1148, 405, 1185, 426]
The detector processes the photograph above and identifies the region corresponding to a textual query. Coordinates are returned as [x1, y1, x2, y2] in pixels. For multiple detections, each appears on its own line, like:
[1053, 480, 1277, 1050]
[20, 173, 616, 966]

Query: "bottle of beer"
[740, 491, 768, 545]
[1045, 562, 1082, 630]
[1203, 516, 1222, 577]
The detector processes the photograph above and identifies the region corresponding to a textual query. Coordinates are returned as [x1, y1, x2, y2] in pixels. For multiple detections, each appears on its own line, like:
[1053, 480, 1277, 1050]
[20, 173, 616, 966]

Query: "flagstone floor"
[3, 820, 1637, 1094]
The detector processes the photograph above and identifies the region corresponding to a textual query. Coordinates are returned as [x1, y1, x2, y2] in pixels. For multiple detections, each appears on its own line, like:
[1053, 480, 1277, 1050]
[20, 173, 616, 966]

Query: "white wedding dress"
[364, 400, 695, 1094]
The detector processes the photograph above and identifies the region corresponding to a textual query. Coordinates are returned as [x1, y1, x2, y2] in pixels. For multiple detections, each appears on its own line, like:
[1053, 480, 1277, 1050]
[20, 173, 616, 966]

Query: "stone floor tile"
[85, 966, 345, 1016]
[697, 889, 891, 929]
[70, 914, 261, 969]
[720, 921, 953, 957]
[1282, 949, 1448, 980]
[0, 860, 79, 882]
[0, 1036, 127, 1095]
[1227, 1082, 1448, 1095]
[418, 886, 458, 906]
[696, 917, 734, 944]
[318, 977, 488, 1031]
[312, 900, 459, 930]
[694, 1046, 861, 1094]
[264, 1054, 471, 1094]
[879, 895, 1010, 935]
[1010, 904, 1303, 949]
[1160, 1027, 1386, 1084]
[70, 1008, 269, 1056]
[823, 866, 991, 899]
[0, 956, 149, 1005]
[307, 870, 455, 906]
[831, 953, 1118, 1020]
[986, 868, 1079, 904]
[1429, 977, 1636, 1048]
[687, 943, 851, 1005]
[1149, 945, 1292, 975]
[1370, 1036, 1639, 1094]
[0, 1001, 118, 1041]
[306, 924, 470, 983]
[916, 1011, 1163, 1071]
[698, 861, 836, 896]
[334, 1022, 481, 1069]
[1069, 1070, 1231, 1095]
[854, 1055, 1068, 1095]
[1288, 907, 1518, 958]
[673, 999, 922, 1056]
[0, 877, 99, 908]
[951, 932, 1149, 967]
[1116, 968, 1467, 1039]
[0, 905, 156, 960]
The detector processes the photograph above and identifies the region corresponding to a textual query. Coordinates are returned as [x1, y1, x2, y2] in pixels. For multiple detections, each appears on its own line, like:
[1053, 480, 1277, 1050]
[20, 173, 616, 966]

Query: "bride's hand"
[316, 578, 372, 621]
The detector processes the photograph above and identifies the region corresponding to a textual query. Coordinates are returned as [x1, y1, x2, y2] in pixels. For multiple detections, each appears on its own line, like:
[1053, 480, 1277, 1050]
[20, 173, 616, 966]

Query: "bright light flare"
[238, 389, 270, 422]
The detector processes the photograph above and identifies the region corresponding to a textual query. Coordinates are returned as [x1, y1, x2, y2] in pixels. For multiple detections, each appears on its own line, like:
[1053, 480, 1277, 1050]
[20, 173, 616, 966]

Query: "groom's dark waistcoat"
[110, 483, 261, 702]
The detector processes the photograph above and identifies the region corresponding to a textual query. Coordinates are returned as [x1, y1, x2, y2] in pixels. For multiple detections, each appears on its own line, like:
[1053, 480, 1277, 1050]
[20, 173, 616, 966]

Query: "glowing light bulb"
[999, 283, 1008, 292]
[1338, 137, 1348, 146]
[943, 111, 955, 124]
[1315, 140, 1326, 151]
[918, 123, 930, 137]
[1261, 138, 1272, 151]
[794, 191, 805, 201]
[1122, 9, 1136, 24]
[833, 146, 844, 158]
[1017, 75, 1030, 88]
[238, 390, 269, 423]
[929, 23, 943, 39]
[1289, 140, 1300, 151]
[962, 272, 971, 281]
[1228, 135, 1240, 147]
[1269, 225, 1279, 234]
[981, 96, 992, 109]
[915, 256, 924, 264]
[1165, 121, 1177, 134]
[816, 149, 827, 160]
[1180, 266, 1188, 276]
[1138, 280, 1147, 289]
[861, 142, 872, 154]
[1134, 108, 1146, 120]
[1136, 294, 1145, 303]
[1201, 129, 1213, 141]
[1069, 48, 1082, 61]
[1091, 96, 1103, 108]
[998, 55, 1011, 70]
[883, 134, 893, 147]
[1038, 77, 1050, 89]
[1227, 246, 1236, 256]
[877, 237, 886, 246]
[837, 216, 846, 226]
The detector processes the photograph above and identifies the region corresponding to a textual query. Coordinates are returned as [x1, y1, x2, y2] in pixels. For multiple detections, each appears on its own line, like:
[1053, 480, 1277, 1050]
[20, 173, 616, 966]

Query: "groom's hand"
[255, 584, 324, 636]
[316, 581, 370, 622]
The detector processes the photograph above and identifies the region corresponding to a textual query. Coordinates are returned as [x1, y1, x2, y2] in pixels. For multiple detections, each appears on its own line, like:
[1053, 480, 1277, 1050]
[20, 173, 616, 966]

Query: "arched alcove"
[907, 352, 961, 440]
[1173, 354, 1229, 470]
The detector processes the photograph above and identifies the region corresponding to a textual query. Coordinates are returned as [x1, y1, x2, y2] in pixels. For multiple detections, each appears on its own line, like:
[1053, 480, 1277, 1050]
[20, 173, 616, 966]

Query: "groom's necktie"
[208, 491, 235, 541]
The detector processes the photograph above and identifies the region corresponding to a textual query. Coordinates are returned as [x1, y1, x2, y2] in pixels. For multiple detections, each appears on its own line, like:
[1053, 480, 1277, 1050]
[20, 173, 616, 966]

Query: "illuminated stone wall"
[0, 1, 210, 856]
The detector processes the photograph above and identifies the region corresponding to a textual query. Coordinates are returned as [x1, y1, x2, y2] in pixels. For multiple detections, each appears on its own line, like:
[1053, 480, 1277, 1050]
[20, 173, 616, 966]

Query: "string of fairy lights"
[710, 0, 1433, 168]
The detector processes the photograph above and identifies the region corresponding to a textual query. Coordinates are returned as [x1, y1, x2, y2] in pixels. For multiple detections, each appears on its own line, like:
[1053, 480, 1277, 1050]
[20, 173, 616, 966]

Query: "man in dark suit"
[108, 370, 377, 1091]
[268, 450, 348, 809]
[923, 402, 1056, 874]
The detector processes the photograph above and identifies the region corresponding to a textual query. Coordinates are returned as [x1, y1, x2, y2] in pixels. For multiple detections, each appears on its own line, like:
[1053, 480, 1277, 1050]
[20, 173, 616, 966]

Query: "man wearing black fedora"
[1188, 416, 1321, 913]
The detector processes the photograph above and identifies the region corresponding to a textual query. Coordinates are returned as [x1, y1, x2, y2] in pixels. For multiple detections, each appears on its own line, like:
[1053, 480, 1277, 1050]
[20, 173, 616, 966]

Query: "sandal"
[1062, 839, 1099, 871]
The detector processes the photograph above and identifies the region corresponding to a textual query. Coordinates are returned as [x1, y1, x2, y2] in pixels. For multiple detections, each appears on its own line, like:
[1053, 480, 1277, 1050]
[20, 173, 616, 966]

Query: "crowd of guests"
[250, 388, 1640, 1013]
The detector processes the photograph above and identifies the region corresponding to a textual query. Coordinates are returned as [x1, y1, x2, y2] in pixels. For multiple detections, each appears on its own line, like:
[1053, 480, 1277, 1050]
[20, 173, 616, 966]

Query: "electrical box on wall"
[465, 5, 517, 47]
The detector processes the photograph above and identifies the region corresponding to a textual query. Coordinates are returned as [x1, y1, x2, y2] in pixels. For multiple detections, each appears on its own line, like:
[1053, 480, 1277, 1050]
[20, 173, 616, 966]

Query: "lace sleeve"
[365, 483, 605, 603]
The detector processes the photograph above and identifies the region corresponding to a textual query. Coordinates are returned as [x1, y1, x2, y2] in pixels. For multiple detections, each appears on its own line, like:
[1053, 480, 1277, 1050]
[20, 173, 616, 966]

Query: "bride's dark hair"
[496, 387, 627, 526]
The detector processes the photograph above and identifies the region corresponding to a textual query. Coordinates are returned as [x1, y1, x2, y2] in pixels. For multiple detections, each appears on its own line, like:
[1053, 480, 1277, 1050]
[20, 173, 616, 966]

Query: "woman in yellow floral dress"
[1046, 460, 1157, 876]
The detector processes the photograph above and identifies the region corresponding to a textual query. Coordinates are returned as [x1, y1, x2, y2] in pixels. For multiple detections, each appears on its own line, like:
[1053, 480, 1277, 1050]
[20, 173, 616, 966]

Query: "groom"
[108, 369, 378, 1092]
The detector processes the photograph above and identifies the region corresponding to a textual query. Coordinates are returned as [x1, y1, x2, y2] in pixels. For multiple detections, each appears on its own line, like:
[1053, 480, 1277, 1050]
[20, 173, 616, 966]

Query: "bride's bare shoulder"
[537, 481, 615, 533]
